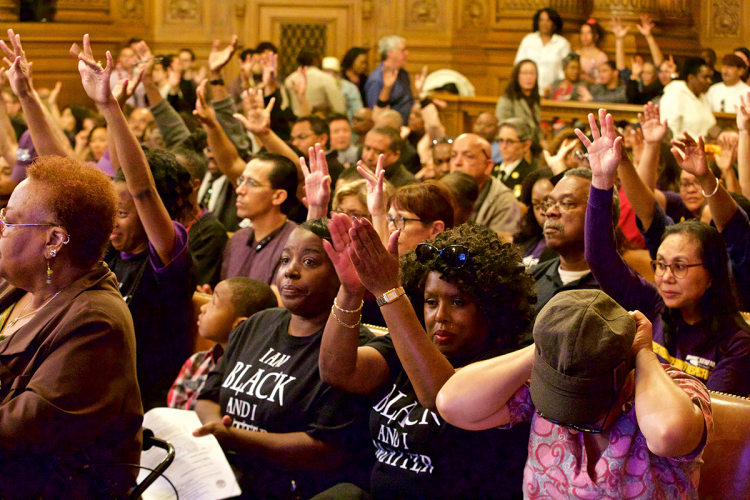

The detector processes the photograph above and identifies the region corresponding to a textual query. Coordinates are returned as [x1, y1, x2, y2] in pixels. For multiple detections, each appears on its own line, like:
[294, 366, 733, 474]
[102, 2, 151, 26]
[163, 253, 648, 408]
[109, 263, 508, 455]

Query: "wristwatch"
[376, 286, 405, 307]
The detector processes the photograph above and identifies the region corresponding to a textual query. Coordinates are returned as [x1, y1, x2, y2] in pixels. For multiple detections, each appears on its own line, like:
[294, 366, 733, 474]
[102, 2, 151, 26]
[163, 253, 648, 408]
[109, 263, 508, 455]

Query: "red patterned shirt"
[505, 364, 713, 499]
[167, 344, 224, 410]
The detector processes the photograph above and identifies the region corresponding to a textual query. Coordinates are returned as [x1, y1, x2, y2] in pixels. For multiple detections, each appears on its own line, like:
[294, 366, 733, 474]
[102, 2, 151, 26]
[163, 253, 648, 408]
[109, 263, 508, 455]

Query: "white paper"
[137, 408, 242, 500]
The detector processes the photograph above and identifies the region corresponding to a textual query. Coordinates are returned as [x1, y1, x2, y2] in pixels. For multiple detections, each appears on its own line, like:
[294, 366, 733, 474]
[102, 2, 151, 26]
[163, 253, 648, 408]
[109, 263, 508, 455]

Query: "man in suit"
[494, 117, 534, 199]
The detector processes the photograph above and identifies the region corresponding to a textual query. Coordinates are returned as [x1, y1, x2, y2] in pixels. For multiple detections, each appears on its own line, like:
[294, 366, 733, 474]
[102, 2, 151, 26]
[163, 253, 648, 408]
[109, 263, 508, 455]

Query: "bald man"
[450, 133, 520, 234]
[472, 112, 503, 164]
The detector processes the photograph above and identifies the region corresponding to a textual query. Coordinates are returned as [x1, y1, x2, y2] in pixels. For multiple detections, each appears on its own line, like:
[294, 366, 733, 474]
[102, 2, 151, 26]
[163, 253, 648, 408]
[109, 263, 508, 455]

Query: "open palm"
[208, 36, 238, 73]
[671, 133, 708, 178]
[638, 102, 667, 143]
[70, 34, 113, 106]
[323, 214, 362, 293]
[575, 109, 621, 181]
[1, 29, 33, 97]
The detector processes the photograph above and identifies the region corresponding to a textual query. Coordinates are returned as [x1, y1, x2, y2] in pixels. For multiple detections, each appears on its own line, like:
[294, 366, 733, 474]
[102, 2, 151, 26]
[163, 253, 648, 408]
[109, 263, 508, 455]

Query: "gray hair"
[499, 117, 533, 143]
[379, 36, 406, 61]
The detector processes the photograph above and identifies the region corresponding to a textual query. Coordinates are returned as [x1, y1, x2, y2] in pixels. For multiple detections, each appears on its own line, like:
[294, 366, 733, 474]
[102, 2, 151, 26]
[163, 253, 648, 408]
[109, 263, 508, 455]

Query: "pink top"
[505, 364, 713, 499]
[577, 50, 609, 83]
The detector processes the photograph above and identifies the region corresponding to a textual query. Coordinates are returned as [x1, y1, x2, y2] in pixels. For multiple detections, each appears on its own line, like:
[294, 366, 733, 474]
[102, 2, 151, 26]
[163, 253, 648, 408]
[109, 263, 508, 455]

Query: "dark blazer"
[0, 264, 143, 499]
[495, 158, 535, 199]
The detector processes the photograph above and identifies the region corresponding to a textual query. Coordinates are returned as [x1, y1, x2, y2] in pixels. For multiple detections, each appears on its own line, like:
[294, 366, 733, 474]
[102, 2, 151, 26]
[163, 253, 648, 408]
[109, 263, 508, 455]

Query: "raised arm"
[636, 15, 664, 67]
[630, 311, 705, 457]
[0, 69, 17, 168]
[611, 18, 630, 71]
[715, 133, 741, 195]
[735, 93, 750, 199]
[671, 133, 737, 232]
[72, 35, 175, 265]
[628, 103, 669, 229]
[1, 29, 73, 158]
[356, 155, 389, 246]
[194, 80, 245, 185]
[207, 36, 238, 104]
[301, 144, 331, 220]
[319, 214, 391, 395]
[347, 219, 455, 410]
[436, 345, 534, 430]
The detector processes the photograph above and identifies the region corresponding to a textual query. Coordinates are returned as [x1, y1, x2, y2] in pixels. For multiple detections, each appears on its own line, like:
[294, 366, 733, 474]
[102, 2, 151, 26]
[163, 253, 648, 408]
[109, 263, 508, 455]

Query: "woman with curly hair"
[319, 216, 535, 499]
[72, 35, 195, 410]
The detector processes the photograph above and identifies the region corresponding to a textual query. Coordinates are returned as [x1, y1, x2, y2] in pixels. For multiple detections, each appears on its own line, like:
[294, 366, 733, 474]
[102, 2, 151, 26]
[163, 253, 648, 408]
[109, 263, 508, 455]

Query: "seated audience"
[341, 46, 369, 104]
[386, 181, 455, 256]
[702, 47, 723, 84]
[328, 113, 359, 166]
[626, 58, 664, 105]
[322, 56, 363, 121]
[734, 47, 750, 83]
[194, 220, 374, 499]
[514, 8, 570, 93]
[496, 60, 541, 142]
[168, 277, 277, 410]
[431, 136, 454, 178]
[374, 109, 421, 173]
[495, 117, 535, 198]
[545, 53, 591, 102]
[578, 109, 750, 396]
[450, 133, 521, 235]
[705, 54, 750, 113]
[366, 36, 414, 126]
[319, 218, 533, 499]
[352, 107, 374, 145]
[220, 153, 298, 284]
[589, 61, 628, 103]
[291, 115, 344, 187]
[332, 179, 373, 220]
[576, 19, 608, 83]
[660, 57, 716, 140]
[356, 125, 416, 188]
[437, 290, 713, 499]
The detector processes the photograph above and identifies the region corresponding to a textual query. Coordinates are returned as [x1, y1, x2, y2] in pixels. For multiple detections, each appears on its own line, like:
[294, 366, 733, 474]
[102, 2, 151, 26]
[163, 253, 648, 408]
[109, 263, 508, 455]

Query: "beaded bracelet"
[334, 297, 364, 314]
[331, 306, 361, 329]
[702, 178, 720, 198]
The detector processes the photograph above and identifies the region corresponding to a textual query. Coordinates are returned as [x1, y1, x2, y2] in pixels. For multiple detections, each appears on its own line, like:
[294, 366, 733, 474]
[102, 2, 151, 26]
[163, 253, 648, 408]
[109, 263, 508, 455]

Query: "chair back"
[699, 391, 750, 499]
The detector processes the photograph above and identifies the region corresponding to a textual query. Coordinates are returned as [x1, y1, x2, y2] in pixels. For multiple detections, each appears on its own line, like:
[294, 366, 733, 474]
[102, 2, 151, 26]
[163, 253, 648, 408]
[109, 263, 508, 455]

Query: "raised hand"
[70, 34, 114, 106]
[638, 101, 667, 144]
[382, 66, 398, 89]
[736, 93, 750, 132]
[48, 81, 61, 107]
[323, 213, 363, 293]
[670, 132, 709, 178]
[233, 88, 274, 135]
[166, 65, 181, 90]
[629, 310, 653, 357]
[631, 55, 644, 78]
[357, 154, 386, 217]
[289, 66, 307, 96]
[300, 143, 331, 211]
[415, 65, 428, 96]
[542, 137, 578, 175]
[208, 35, 238, 73]
[716, 133, 738, 172]
[611, 17, 630, 39]
[112, 62, 145, 108]
[261, 51, 277, 88]
[636, 14, 655, 37]
[193, 79, 217, 125]
[575, 109, 622, 188]
[1, 29, 33, 98]
[347, 217, 401, 297]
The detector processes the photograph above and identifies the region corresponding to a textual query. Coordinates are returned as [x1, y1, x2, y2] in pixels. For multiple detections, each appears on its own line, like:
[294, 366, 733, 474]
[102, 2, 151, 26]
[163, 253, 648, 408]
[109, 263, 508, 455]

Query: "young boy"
[167, 277, 278, 410]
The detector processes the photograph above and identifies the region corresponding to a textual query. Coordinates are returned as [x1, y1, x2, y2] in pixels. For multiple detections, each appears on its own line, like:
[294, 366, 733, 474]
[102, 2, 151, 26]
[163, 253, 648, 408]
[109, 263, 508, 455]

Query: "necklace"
[7, 290, 63, 328]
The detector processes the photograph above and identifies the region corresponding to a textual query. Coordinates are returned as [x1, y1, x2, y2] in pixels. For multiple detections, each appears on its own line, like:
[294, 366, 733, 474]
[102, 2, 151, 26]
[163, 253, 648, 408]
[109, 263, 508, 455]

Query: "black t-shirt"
[365, 335, 529, 500]
[105, 222, 194, 411]
[200, 308, 375, 499]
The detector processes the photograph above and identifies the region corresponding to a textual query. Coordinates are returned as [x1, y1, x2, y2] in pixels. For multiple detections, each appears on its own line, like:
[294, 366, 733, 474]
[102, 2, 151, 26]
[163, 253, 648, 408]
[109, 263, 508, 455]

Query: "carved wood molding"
[709, 0, 740, 38]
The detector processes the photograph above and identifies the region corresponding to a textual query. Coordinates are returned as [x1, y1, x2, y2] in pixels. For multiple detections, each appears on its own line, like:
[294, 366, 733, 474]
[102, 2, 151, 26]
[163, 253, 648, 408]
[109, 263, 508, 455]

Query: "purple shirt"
[220, 220, 297, 285]
[96, 149, 116, 177]
[11, 130, 35, 183]
[664, 190, 696, 223]
[585, 186, 750, 396]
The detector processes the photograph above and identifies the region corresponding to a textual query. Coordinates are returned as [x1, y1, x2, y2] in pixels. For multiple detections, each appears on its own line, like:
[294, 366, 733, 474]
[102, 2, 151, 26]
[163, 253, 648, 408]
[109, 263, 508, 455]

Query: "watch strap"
[376, 286, 405, 307]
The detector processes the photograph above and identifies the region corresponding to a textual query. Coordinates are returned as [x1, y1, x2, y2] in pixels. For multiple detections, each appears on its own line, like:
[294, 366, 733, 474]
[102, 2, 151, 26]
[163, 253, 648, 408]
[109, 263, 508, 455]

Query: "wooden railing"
[437, 94, 738, 138]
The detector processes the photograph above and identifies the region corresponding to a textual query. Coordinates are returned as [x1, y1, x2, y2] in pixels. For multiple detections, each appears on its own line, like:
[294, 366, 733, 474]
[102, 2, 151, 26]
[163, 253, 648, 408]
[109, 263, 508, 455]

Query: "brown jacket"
[0, 263, 143, 499]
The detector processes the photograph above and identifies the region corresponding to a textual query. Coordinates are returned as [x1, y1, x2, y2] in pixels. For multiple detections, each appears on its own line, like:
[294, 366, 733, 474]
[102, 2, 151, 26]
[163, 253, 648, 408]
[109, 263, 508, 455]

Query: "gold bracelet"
[334, 296, 364, 314]
[331, 306, 361, 329]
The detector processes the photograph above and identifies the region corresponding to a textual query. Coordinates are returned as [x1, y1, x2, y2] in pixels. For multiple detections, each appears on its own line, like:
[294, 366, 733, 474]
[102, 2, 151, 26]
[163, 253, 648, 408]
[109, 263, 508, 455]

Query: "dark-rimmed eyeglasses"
[415, 243, 469, 268]
[535, 401, 614, 434]
[650, 260, 704, 279]
[387, 214, 422, 230]
[0, 208, 62, 237]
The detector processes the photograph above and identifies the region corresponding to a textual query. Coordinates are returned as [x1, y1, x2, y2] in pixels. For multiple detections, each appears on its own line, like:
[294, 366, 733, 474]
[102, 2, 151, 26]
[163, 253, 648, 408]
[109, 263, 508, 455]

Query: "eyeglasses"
[415, 243, 469, 268]
[650, 260, 704, 279]
[497, 138, 520, 145]
[332, 208, 370, 220]
[0, 208, 62, 237]
[540, 199, 580, 213]
[291, 133, 313, 142]
[679, 179, 701, 190]
[387, 214, 422, 230]
[575, 150, 589, 161]
[236, 176, 269, 189]
[432, 137, 454, 147]
[535, 402, 614, 434]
